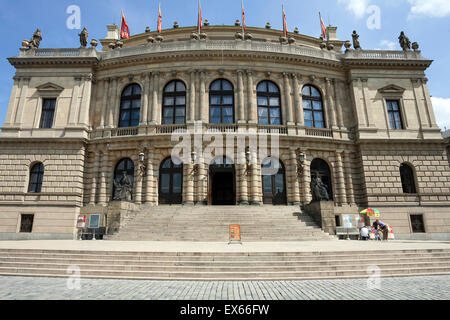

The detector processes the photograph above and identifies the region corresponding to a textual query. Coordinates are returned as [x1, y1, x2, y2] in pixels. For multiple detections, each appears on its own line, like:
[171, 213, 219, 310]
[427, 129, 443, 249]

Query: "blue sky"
[0, 0, 449, 130]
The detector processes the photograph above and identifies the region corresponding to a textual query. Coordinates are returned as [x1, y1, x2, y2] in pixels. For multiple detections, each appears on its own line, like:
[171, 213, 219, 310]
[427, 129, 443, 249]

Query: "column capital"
[151, 71, 160, 77]
[246, 69, 253, 76]
[282, 72, 290, 77]
[189, 69, 197, 75]
[236, 69, 245, 75]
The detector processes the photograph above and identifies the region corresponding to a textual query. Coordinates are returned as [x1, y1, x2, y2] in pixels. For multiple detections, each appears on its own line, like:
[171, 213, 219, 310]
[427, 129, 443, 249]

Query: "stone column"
[78, 74, 93, 126]
[185, 164, 195, 205]
[246, 70, 257, 124]
[4, 76, 20, 127]
[238, 151, 249, 204]
[140, 73, 150, 125]
[350, 78, 366, 128]
[335, 150, 347, 205]
[421, 78, 439, 128]
[302, 155, 312, 204]
[283, 73, 294, 125]
[344, 150, 355, 205]
[14, 77, 30, 125]
[292, 74, 304, 126]
[199, 70, 207, 122]
[289, 149, 301, 205]
[325, 78, 337, 129]
[250, 150, 261, 205]
[237, 70, 245, 123]
[134, 160, 143, 204]
[144, 149, 155, 204]
[98, 78, 110, 128]
[106, 78, 117, 128]
[150, 72, 160, 124]
[98, 151, 109, 205]
[188, 70, 196, 122]
[361, 78, 375, 127]
[89, 151, 99, 204]
[113, 78, 123, 127]
[68, 77, 82, 125]
[334, 80, 344, 128]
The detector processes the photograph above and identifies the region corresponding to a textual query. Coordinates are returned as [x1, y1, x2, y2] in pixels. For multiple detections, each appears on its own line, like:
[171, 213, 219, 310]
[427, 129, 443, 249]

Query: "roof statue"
[79, 27, 88, 48]
[399, 31, 411, 51]
[352, 30, 361, 50]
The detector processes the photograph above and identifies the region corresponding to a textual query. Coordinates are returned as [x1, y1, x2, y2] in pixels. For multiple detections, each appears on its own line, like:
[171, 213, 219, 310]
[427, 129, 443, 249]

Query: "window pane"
[165, 82, 175, 92]
[270, 108, 280, 117]
[163, 116, 174, 125]
[311, 87, 321, 98]
[163, 107, 174, 117]
[131, 110, 140, 120]
[176, 107, 185, 117]
[258, 97, 268, 106]
[130, 118, 139, 127]
[302, 86, 311, 96]
[164, 97, 174, 106]
[314, 111, 324, 121]
[162, 159, 171, 168]
[269, 97, 280, 106]
[315, 121, 325, 128]
[222, 81, 233, 91]
[305, 120, 314, 128]
[304, 110, 313, 120]
[275, 174, 285, 194]
[176, 96, 186, 105]
[257, 82, 267, 93]
[211, 107, 221, 117]
[258, 107, 268, 117]
[268, 82, 278, 93]
[132, 85, 141, 95]
[172, 173, 182, 193]
[223, 107, 233, 116]
[176, 81, 186, 92]
[123, 86, 132, 96]
[210, 95, 221, 105]
[303, 99, 312, 110]
[313, 101, 323, 110]
[211, 116, 221, 124]
[263, 176, 272, 192]
[223, 117, 233, 124]
[271, 117, 281, 125]
[120, 111, 130, 121]
[161, 174, 170, 193]
[223, 96, 233, 105]
[210, 81, 221, 91]
[259, 116, 269, 125]
[121, 100, 131, 109]
[175, 117, 185, 124]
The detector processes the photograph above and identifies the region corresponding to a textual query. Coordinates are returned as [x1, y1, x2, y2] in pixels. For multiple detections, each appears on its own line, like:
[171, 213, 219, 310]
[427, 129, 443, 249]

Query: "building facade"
[1, 24, 449, 240]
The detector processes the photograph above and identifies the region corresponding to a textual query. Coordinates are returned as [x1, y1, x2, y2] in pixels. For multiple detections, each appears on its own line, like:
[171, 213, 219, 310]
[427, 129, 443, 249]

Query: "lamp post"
[296, 149, 305, 176]
[138, 152, 146, 177]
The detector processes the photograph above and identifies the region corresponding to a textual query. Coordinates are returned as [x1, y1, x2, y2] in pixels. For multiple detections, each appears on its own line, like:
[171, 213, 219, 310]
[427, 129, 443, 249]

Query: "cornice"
[7, 57, 99, 67]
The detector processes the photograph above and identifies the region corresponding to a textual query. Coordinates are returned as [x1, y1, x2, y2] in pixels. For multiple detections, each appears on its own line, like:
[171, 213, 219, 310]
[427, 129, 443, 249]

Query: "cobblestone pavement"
[0, 275, 449, 300]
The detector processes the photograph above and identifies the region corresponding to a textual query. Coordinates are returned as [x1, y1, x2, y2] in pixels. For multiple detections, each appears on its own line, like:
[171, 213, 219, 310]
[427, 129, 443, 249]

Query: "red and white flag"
[241, 0, 246, 32]
[319, 12, 326, 39]
[197, 0, 202, 34]
[157, 3, 162, 33]
[282, 4, 288, 37]
[121, 10, 130, 39]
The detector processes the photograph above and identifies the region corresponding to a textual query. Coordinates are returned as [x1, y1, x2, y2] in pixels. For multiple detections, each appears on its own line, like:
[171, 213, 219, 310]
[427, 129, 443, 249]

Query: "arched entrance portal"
[209, 156, 236, 205]
[159, 157, 183, 205]
[261, 157, 287, 205]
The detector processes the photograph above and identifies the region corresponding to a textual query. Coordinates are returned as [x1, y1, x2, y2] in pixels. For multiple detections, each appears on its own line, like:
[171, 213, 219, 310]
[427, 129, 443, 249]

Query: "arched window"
[400, 163, 417, 194]
[159, 157, 183, 204]
[163, 80, 186, 124]
[119, 84, 141, 128]
[261, 158, 287, 205]
[310, 159, 333, 200]
[113, 158, 135, 200]
[28, 163, 44, 193]
[302, 85, 325, 128]
[257, 81, 282, 125]
[210, 79, 234, 124]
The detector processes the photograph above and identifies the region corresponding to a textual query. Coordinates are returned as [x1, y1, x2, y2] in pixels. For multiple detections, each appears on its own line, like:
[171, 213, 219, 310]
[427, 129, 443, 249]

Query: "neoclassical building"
[0, 23, 449, 240]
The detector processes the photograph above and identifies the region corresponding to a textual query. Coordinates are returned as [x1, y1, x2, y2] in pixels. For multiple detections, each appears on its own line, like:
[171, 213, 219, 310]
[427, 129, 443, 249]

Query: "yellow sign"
[229, 225, 241, 242]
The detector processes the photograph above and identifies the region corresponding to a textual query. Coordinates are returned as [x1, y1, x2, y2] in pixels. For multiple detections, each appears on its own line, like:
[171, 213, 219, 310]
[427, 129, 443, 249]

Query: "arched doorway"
[159, 157, 183, 205]
[209, 156, 236, 205]
[310, 159, 333, 200]
[261, 157, 287, 205]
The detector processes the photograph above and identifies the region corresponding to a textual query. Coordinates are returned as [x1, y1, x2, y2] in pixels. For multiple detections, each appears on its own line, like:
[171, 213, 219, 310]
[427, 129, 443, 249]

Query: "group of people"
[359, 219, 390, 241]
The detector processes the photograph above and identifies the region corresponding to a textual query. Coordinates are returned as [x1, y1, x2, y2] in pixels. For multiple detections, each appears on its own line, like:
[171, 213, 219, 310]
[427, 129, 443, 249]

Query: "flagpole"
[198, 0, 201, 35]
[319, 11, 324, 40]
[241, 0, 245, 38]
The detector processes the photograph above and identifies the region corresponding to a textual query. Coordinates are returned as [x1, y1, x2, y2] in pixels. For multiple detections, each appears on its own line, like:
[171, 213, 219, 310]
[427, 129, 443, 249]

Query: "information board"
[229, 225, 242, 243]
[89, 214, 100, 229]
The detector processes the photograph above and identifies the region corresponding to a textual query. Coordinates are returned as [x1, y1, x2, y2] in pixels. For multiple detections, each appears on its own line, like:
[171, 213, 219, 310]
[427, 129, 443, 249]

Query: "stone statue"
[113, 171, 133, 201]
[310, 176, 330, 202]
[399, 31, 411, 51]
[79, 27, 88, 48]
[29, 29, 42, 49]
[352, 30, 361, 50]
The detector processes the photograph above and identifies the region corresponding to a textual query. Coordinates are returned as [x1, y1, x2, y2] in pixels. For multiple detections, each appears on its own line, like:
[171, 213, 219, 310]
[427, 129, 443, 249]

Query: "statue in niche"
[79, 27, 88, 48]
[29, 29, 42, 49]
[113, 171, 133, 201]
[399, 31, 411, 51]
[310, 175, 330, 202]
[352, 30, 361, 50]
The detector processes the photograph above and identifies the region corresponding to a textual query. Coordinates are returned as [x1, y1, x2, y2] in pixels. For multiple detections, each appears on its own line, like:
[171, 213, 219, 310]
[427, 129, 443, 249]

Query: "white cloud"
[338, 0, 371, 18]
[408, 0, 450, 18]
[431, 97, 450, 131]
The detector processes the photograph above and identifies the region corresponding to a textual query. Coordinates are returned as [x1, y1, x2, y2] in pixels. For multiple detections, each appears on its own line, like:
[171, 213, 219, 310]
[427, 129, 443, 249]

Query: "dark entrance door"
[159, 157, 183, 205]
[262, 158, 287, 205]
[210, 156, 236, 206]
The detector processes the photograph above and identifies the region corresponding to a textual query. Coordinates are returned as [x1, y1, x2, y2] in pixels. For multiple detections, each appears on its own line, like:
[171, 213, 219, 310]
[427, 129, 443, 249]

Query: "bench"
[336, 227, 360, 240]
[79, 227, 106, 240]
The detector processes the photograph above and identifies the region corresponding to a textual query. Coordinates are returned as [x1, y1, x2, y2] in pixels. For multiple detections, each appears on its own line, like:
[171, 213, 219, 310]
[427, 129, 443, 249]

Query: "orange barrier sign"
[229, 225, 241, 242]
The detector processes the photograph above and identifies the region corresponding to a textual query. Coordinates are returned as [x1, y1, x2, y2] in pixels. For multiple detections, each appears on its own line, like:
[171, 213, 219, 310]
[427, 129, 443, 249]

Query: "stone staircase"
[0, 248, 449, 280]
[106, 205, 336, 242]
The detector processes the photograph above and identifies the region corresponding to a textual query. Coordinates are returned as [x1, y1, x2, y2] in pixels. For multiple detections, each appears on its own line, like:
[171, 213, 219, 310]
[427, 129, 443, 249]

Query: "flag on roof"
[319, 12, 326, 39]
[282, 5, 288, 37]
[241, 0, 246, 33]
[121, 10, 130, 39]
[197, 0, 202, 33]
[158, 3, 162, 33]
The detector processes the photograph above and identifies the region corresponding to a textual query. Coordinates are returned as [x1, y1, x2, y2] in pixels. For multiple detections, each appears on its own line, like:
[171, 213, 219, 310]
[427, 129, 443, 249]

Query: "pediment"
[378, 84, 405, 94]
[36, 82, 65, 93]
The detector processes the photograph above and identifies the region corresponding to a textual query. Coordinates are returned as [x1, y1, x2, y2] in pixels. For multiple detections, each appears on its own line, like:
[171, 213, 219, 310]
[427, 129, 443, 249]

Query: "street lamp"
[138, 152, 146, 177]
[296, 149, 305, 176]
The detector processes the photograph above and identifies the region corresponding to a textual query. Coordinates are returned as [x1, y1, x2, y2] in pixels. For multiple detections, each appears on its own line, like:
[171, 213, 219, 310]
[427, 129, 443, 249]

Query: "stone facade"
[0, 25, 449, 240]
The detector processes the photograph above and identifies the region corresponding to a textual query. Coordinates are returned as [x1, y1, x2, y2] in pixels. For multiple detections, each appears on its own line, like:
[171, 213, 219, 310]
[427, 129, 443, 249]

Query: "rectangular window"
[410, 214, 425, 233]
[40, 99, 56, 128]
[20, 214, 34, 233]
[386, 100, 404, 130]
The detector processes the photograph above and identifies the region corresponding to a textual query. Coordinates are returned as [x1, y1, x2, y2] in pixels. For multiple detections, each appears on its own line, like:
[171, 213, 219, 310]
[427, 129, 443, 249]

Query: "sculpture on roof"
[29, 29, 42, 49]
[352, 30, 361, 50]
[79, 27, 88, 48]
[399, 31, 411, 51]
